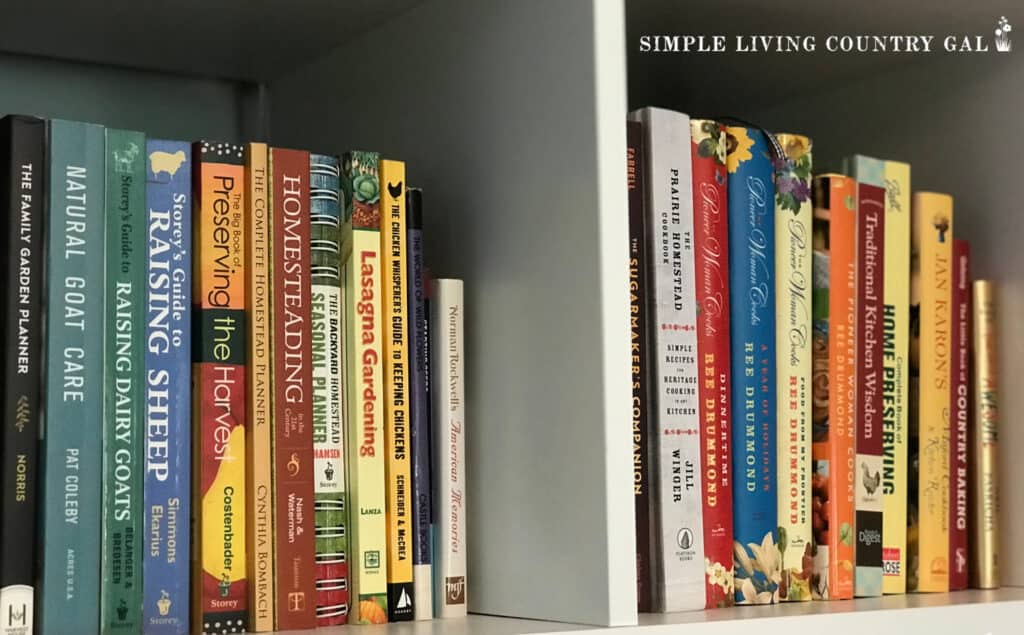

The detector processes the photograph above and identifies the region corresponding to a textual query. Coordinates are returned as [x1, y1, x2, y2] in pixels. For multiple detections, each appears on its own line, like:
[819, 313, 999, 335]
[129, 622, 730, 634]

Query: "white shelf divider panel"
[270, 0, 635, 627]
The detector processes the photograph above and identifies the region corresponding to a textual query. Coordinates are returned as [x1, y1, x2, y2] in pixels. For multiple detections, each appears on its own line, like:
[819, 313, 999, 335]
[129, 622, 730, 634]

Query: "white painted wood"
[270, 0, 635, 626]
[276, 588, 1024, 634]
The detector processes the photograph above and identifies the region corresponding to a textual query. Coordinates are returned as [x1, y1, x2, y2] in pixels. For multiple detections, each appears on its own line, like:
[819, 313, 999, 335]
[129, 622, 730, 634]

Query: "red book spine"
[949, 239, 970, 590]
[690, 120, 734, 608]
[854, 183, 885, 594]
[271, 148, 317, 628]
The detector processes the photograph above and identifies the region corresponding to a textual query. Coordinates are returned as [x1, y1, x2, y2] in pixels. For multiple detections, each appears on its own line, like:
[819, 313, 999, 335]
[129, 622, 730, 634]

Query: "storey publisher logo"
[641, 17, 1013, 55]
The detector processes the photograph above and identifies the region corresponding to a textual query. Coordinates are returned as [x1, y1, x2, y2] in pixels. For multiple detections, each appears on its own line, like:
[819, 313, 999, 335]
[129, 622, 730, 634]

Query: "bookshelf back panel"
[269, 0, 637, 626]
[0, 53, 251, 141]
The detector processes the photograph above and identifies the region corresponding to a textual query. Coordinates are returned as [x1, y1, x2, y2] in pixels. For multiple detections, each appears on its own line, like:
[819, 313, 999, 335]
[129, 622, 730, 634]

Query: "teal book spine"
[40, 120, 106, 635]
[101, 129, 147, 634]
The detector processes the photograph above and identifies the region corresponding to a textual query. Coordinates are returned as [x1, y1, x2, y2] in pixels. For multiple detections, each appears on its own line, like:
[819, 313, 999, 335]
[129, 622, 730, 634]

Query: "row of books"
[626, 107, 1001, 611]
[0, 114, 468, 635]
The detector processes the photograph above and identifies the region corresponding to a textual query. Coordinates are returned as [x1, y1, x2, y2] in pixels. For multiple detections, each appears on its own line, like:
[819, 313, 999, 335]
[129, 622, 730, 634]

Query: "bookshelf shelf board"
[276, 589, 1024, 635]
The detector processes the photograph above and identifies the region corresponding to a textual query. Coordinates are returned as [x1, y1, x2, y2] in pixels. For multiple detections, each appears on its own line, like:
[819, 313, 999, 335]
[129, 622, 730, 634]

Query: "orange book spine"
[810, 175, 856, 600]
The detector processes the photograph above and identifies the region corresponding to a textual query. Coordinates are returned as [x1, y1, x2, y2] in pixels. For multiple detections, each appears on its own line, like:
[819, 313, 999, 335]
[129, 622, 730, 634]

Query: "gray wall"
[0, 53, 255, 141]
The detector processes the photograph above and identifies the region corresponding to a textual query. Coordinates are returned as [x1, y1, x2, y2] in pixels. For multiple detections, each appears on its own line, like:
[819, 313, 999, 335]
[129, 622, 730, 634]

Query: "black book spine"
[0, 114, 45, 633]
[626, 120, 652, 612]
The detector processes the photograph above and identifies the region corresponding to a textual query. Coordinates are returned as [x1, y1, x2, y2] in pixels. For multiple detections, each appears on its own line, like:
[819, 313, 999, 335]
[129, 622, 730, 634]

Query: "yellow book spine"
[343, 152, 389, 624]
[914, 191, 952, 592]
[380, 160, 414, 620]
[245, 142, 275, 631]
[881, 162, 910, 594]
[774, 134, 814, 601]
[970, 280, 1000, 589]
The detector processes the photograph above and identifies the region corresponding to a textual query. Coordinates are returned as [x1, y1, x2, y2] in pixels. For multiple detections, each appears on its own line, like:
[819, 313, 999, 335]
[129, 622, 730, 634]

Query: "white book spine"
[431, 279, 468, 618]
[631, 107, 706, 612]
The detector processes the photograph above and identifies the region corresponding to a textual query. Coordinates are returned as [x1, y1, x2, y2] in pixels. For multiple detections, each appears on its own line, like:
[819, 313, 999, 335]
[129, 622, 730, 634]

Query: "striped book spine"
[310, 154, 349, 625]
[725, 125, 778, 605]
[244, 142, 274, 631]
[40, 119, 105, 635]
[143, 139, 192, 634]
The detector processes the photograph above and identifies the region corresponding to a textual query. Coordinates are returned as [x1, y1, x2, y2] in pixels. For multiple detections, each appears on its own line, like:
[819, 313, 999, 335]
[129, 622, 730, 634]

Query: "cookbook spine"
[844, 155, 911, 593]
[949, 240, 970, 590]
[192, 141, 248, 635]
[245, 142, 274, 631]
[969, 280, 999, 589]
[406, 188, 433, 620]
[627, 120, 654, 612]
[631, 107, 706, 612]
[725, 125, 778, 605]
[431, 279, 467, 618]
[101, 128, 146, 634]
[689, 119, 734, 608]
[810, 175, 857, 601]
[310, 153, 349, 626]
[773, 133, 814, 602]
[911, 191, 952, 593]
[854, 183, 885, 597]
[0, 115, 45, 635]
[39, 119, 104, 635]
[143, 139, 192, 634]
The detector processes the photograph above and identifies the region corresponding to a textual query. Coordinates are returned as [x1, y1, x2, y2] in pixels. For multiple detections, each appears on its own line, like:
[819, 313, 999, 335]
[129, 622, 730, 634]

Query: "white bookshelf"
[1, 0, 1021, 632]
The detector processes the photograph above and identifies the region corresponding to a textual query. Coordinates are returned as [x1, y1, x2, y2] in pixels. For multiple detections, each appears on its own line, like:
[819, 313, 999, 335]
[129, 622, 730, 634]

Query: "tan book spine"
[970, 280, 1000, 589]
[245, 142, 274, 631]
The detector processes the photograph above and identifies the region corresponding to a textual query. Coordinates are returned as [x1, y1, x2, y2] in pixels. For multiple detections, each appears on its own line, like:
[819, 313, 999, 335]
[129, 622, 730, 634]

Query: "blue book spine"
[406, 189, 433, 619]
[40, 119, 106, 635]
[143, 140, 192, 634]
[726, 127, 778, 605]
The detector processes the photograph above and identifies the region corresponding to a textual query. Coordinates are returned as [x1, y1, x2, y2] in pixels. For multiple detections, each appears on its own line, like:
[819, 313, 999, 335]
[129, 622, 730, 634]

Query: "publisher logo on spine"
[445, 577, 466, 605]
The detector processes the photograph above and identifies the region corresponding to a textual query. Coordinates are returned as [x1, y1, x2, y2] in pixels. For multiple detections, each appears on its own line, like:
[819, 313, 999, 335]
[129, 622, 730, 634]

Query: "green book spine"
[311, 154, 349, 625]
[40, 120, 106, 635]
[101, 129, 147, 634]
